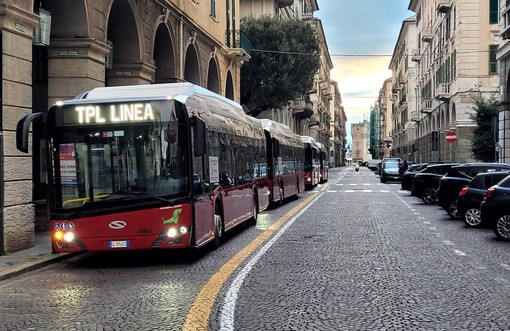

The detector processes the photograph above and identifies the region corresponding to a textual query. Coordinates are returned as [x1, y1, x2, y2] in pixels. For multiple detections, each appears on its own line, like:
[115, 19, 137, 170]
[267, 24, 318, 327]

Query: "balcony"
[224, 30, 251, 62]
[436, 0, 451, 13]
[435, 83, 451, 101]
[411, 49, 420, 62]
[422, 26, 432, 42]
[410, 111, 420, 122]
[421, 99, 432, 113]
[275, 0, 293, 8]
[292, 97, 314, 120]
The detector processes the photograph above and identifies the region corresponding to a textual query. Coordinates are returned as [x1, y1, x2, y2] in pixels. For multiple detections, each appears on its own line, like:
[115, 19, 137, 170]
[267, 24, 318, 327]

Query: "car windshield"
[385, 162, 399, 169]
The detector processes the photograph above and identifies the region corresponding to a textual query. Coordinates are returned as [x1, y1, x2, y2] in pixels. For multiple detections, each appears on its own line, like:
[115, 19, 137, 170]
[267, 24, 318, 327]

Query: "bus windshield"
[49, 100, 190, 209]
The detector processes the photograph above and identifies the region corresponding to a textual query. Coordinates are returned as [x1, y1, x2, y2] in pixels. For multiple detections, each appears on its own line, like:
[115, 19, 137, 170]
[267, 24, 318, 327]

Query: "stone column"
[0, 4, 40, 253]
[47, 38, 111, 106]
[106, 61, 156, 87]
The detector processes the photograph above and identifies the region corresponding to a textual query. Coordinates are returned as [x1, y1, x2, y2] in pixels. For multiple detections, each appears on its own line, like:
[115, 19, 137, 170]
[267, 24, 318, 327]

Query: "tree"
[240, 16, 320, 117]
[469, 95, 499, 162]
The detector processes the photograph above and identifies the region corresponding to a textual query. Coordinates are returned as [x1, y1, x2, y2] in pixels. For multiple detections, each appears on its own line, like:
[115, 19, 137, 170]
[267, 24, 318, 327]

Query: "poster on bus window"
[209, 156, 219, 183]
[60, 144, 77, 184]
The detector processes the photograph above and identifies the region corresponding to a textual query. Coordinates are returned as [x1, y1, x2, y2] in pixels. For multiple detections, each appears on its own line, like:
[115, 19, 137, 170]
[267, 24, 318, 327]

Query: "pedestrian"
[398, 160, 408, 176]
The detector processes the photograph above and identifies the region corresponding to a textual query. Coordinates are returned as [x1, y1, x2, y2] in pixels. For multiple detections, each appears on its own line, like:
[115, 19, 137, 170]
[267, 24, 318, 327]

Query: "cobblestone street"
[2, 167, 510, 331]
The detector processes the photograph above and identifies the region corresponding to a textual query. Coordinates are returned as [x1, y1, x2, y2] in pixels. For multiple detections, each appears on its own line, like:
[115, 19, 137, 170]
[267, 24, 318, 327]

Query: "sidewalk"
[0, 232, 75, 281]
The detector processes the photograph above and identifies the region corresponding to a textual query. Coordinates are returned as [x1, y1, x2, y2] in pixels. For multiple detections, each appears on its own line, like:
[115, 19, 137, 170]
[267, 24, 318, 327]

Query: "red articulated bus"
[16, 83, 273, 253]
[300, 136, 321, 190]
[261, 119, 305, 207]
[316, 142, 329, 184]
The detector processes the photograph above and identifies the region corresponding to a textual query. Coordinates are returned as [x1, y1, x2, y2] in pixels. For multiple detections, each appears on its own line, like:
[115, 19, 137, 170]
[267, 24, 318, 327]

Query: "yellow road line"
[182, 189, 323, 331]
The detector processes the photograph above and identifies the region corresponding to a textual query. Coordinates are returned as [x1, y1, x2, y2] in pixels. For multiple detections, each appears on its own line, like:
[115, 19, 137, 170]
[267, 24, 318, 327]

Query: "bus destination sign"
[62, 103, 157, 125]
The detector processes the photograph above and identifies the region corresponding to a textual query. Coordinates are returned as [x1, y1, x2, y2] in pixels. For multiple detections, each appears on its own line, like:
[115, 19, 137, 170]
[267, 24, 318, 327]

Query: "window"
[210, 0, 216, 18]
[490, 0, 498, 24]
[489, 44, 498, 75]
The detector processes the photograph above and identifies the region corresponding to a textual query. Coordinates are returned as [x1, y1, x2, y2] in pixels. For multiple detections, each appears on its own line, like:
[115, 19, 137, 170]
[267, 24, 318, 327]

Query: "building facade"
[351, 121, 371, 163]
[409, 0, 499, 163]
[389, 16, 417, 162]
[497, 0, 510, 163]
[3, 0, 249, 253]
[239, 0, 334, 148]
[329, 80, 346, 167]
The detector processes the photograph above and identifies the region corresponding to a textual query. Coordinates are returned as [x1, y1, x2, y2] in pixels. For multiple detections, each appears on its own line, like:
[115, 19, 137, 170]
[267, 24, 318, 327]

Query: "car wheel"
[422, 188, 437, 204]
[494, 215, 510, 240]
[464, 208, 482, 228]
[447, 200, 463, 219]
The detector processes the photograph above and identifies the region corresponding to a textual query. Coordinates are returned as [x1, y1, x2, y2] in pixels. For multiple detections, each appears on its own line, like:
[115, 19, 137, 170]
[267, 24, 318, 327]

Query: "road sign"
[445, 131, 457, 143]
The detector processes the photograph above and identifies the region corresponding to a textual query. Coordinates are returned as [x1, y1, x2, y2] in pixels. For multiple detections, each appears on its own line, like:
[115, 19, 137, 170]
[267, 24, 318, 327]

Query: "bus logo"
[109, 220, 127, 229]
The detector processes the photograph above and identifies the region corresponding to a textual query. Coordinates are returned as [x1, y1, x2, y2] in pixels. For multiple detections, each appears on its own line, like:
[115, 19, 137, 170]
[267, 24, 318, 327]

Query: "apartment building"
[239, 0, 335, 148]
[408, 0, 499, 163]
[3, 0, 248, 253]
[497, 0, 510, 163]
[329, 80, 347, 167]
[389, 16, 418, 162]
[378, 78, 394, 158]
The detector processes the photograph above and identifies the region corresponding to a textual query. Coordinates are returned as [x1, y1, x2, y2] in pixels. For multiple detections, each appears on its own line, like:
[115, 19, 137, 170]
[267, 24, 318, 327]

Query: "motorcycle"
[355, 163, 359, 172]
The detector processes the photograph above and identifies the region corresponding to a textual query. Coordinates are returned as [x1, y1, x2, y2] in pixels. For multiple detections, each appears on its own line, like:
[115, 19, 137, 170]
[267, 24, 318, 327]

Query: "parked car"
[379, 157, 401, 183]
[436, 163, 510, 219]
[401, 163, 428, 191]
[480, 175, 510, 240]
[411, 163, 461, 204]
[457, 172, 510, 227]
[367, 159, 381, 171]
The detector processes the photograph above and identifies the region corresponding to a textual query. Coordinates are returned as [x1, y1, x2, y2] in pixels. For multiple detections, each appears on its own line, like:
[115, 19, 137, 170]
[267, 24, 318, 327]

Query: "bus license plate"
[108, 240, 129, 248]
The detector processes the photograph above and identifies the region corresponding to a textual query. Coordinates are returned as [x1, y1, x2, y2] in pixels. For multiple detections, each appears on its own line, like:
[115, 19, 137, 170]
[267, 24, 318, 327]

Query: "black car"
[480, 175, 510, 240]
[411, 163, 461, 204]
[401, 163, 428, 191]
[436, 163, 510, 219]
[379, 157, 401, 183]
[457, 172, 510, 227]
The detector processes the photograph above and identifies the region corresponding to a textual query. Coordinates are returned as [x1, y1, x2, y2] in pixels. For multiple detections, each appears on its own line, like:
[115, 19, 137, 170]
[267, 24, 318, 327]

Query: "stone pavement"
[0, 232, 76, 281]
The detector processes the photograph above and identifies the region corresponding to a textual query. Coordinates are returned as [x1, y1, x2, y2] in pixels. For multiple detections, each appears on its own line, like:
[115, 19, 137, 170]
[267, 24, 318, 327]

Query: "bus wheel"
[212, 205, 224, 249]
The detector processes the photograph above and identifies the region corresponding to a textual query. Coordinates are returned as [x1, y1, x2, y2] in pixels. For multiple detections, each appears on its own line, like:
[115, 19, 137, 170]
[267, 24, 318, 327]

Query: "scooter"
[355, 163, 359, 172]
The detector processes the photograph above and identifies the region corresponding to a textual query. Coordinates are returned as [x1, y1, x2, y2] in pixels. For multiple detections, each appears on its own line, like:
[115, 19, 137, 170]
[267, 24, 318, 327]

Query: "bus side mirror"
[16, 113, 44, 153]
[190, 115, 206, 156]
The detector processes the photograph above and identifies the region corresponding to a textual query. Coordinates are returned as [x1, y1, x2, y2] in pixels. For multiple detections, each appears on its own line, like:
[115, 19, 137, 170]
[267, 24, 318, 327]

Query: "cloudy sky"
[315, 0, 414, 148]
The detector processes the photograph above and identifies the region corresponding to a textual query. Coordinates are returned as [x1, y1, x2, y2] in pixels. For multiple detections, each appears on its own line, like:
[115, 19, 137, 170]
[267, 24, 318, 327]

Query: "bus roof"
[66, 82, 244, 112]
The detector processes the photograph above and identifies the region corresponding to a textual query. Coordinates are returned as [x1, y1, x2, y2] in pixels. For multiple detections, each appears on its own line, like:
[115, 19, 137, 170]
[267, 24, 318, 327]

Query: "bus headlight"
[63, 232, 75, 242]
[167, 228, 178, 238]
[54, 231, 75, 242]
[167, 226, 189, 238]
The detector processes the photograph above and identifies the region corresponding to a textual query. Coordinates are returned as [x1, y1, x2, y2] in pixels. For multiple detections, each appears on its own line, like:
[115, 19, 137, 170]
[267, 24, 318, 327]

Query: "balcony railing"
[435, 83, 451, 101]
[292, 97, 313, 120]
[224, 30, 251, 62]
[421, 99, 432, 113]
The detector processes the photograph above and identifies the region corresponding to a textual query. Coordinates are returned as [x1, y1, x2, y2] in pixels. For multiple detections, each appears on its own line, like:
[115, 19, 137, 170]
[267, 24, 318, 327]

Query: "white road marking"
[219, 192, 323, 331]
[454, 249, 466, 256]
